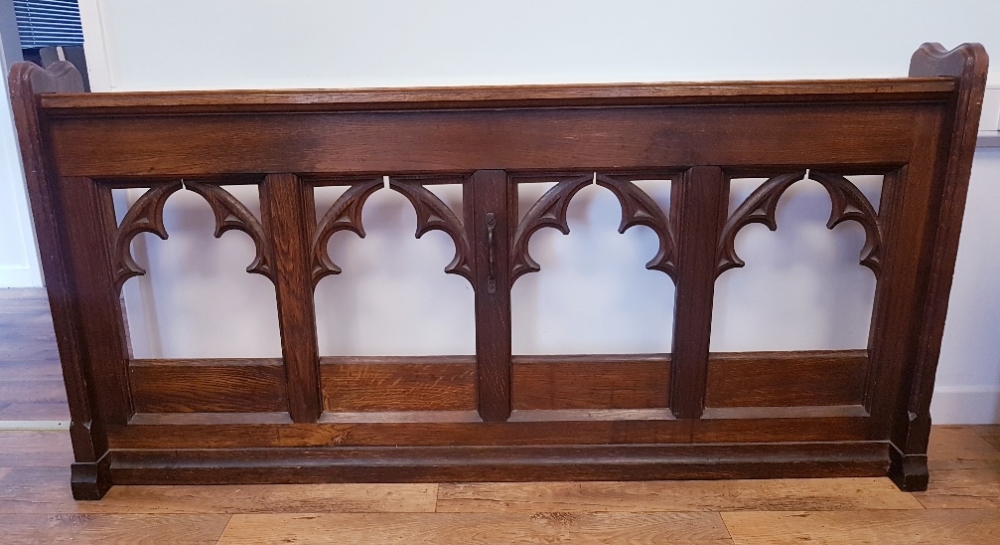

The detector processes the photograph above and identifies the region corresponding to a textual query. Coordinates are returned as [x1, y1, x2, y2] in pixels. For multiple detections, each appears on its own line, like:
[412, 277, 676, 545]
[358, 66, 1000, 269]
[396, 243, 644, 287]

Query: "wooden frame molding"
[8, 43, 987, 499]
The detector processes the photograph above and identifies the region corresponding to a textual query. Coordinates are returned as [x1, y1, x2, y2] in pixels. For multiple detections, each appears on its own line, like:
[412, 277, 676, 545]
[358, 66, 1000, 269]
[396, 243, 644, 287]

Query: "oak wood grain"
[321, 357, 476, 412]
[217, 512, 734, 545]
[39, 78, 956, 115]
[722, 509, 1000, 545]
[512, 355, 670, 410]
[913, 462, 1000, 509]
[0, 513, 231, 545]
[705, 351, 866, 408]
[6, 43, 988, 496]
[0, 432, 74, 468]
[129, 359, 287, 413]
[437, 477, 922, 513]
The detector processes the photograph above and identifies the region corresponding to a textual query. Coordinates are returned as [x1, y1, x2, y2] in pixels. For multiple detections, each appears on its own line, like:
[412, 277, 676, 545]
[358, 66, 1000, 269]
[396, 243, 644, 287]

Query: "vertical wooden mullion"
[59, 178, 135, 425]
[468, 170, 512, 422]
[669, 166, 728, 419]
[261, 173, 322, 422]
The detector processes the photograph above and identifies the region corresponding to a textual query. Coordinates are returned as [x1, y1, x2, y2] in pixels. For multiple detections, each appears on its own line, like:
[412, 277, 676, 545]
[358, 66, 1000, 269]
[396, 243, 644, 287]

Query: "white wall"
[73, 0, 1000, 422]
[0, 1, 43, 288]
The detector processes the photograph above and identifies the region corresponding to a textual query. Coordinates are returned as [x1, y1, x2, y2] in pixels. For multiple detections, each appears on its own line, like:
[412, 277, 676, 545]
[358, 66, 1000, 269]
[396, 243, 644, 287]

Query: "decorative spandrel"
[716, 171, 883, 277]
[185, 182, 275, 281]
[311, 178, 473, 287]
[110, 181, 276, 293]
[111, 181, 183, 293]
[511, 173, 677, 285]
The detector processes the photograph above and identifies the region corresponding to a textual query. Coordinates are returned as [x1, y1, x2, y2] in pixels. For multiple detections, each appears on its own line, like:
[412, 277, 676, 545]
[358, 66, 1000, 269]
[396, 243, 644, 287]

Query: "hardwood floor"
[0, 289, 69, 423]
[1, 288, 998, 543]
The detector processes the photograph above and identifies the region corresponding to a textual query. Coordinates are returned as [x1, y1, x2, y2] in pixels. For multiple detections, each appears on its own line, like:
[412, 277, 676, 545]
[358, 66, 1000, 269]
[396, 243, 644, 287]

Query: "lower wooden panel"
[107, 442, 890, 485]
[705, 350, 868, 408]
[107, 410, 870, 449]
[511, 354, 670, 410]
[319, 354, 672, 412]
[320, 356, 476, 412]
[129, 359, 287, 413]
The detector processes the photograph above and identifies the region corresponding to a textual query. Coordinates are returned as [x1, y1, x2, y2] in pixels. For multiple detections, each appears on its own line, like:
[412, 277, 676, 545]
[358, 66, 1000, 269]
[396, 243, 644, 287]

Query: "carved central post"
[261, 173, 322, 423]
[669, 166, 728, 419]
[467, 170, 513, 422]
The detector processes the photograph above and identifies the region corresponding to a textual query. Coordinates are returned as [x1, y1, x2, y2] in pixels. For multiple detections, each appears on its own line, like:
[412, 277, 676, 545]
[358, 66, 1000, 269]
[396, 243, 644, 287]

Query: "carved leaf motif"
[184, 181, 275, 281]
[311, 178, 384, 286]
[388, 180, 474, 284]
[716, 171, 883, 277]
[809, 171, 883, 276]
[111, 181, 183, 293]
[509, 174, 593, 284]
[596, 174, 677, 280]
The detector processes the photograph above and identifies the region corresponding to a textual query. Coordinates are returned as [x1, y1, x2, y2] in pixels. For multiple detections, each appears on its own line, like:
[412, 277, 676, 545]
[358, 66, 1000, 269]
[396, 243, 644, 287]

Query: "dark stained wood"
[48, 105, 924, 178]
[890, 43, 990, 492]
[108, 442, 889, 485]
[7, 63, 107, 487]
[129, 359, 288, 413]
[260, 174, 322, 422]
[469, 170, 512, 422]
[6, 44, 987, 498]
[512, 355, 670, 410]
[38, 78, 957, 115]
[320, 357, 476, 412]
[670, 167, 728, 419]
[705, 350, 867, 408]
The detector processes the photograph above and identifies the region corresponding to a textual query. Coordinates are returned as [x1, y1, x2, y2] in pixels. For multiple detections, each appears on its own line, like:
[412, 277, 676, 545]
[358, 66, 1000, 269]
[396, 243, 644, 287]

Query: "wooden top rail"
[36, 78, 957, 116]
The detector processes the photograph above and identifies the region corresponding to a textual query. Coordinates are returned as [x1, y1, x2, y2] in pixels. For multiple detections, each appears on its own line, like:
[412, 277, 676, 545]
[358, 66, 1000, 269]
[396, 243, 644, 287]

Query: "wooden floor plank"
[0, 402, 71, 421]
[927, 426, 1000, 470]
[0, 467, 10, 481]
[0, 513, 231, 544]
[217, 512, 734, 544]
[0, 466, 438, 514]
[436, 478, 923, 513]
[974, 425, 1000, 452]
[722, 509, 1000, 545]
[0, 432, 73, 467]
[0, 381, 67, 404]
[98, 483, 439, 514]
[914, 461, 1000, 509]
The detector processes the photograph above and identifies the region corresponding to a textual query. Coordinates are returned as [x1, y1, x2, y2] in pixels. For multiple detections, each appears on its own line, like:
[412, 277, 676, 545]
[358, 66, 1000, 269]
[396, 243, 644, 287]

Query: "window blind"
[14, 0, 84, 49]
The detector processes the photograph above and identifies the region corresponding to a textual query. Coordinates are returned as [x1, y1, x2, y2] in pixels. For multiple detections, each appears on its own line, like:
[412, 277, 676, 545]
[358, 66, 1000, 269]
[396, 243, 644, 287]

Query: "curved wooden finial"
[716, 171, 883, 277]
[110, 182, 183, 292]
[596, 174, 676, 280]
[909, 42, 989, 79]
[9, 60, 84, 97]
[311, 178, 384, 286]
[509, 174, 593, 284]
[184, 182, 275, 281]
[388, 180, 474, 285]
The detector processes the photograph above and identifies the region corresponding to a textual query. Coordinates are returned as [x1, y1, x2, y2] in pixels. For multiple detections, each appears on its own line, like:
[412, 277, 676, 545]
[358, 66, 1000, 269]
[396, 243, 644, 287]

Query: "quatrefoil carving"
[716, 171, 883, 277]
[510, 173, 677, 284]
[311, 178, 473, 287]
[111, 182, 275, 293]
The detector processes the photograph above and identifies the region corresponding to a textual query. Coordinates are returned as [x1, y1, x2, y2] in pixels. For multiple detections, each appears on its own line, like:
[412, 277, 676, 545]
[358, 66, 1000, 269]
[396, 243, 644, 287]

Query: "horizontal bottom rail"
[107, 441, 890, 485]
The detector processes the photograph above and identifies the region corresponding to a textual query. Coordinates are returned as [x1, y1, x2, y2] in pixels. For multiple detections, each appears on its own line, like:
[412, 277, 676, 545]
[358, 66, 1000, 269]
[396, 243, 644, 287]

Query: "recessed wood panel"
[512, 355, 670, 410]
[48, 104, 922, 178]
[129, 359, 287, 413]
[705, 350, 868, 408]
[320, 356, 476, 412]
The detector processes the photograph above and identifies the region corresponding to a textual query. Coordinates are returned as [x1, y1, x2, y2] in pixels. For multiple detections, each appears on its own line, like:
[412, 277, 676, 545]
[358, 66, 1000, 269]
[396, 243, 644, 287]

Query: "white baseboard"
[0, 265, 42, 288]
[931, 386, 1000, 424]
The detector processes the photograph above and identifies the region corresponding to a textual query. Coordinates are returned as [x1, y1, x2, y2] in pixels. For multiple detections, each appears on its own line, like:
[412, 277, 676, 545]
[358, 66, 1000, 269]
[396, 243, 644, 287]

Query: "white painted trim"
[0, 421, 68, 431]
[78, 0, 113, 91]
[0, 3, 43, 289]
[977, 86, 1000, 147]
[930, 386, 1000, 425]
